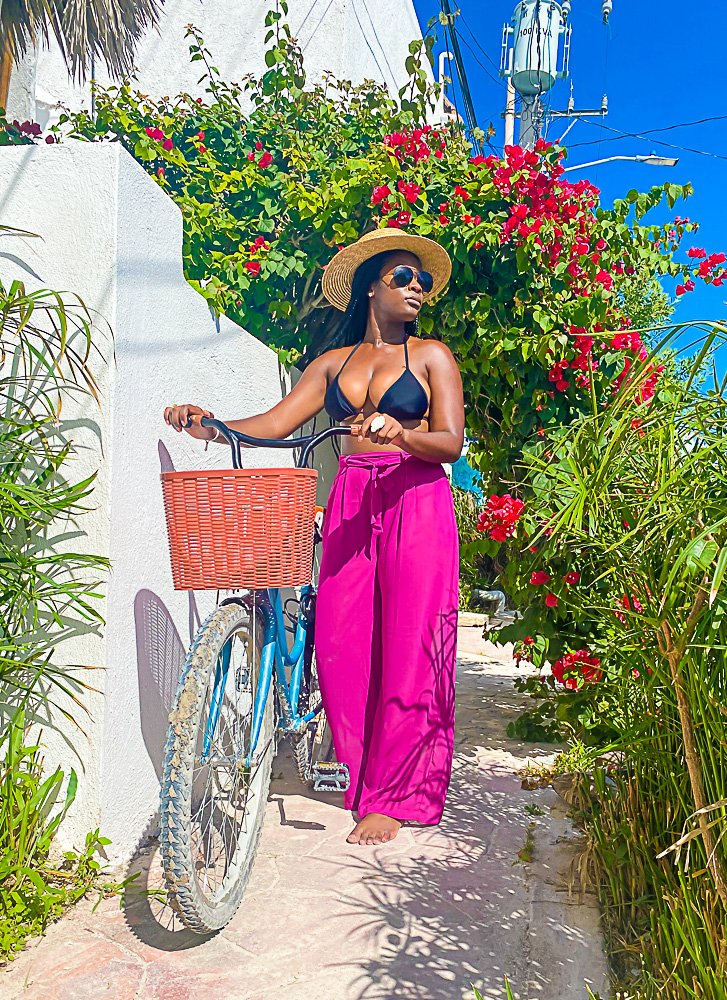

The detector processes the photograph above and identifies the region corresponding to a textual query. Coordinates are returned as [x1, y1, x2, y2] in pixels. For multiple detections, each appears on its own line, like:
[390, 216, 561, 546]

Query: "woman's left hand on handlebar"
[164, 403, 215, 433]
[352, 412, 405, 446]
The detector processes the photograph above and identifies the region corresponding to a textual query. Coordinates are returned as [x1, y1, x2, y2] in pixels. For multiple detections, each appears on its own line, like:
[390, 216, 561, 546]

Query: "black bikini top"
[324, 338, 429, 423]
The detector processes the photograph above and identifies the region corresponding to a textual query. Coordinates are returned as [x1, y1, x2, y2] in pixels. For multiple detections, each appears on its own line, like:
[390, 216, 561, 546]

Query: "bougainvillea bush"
[43, 9, 723, 484]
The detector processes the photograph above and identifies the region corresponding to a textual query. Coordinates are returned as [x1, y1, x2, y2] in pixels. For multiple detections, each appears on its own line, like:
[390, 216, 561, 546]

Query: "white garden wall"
[8, 0, 428, 127]
[0, 0, 432, 870]
[0, 140, 297, 866]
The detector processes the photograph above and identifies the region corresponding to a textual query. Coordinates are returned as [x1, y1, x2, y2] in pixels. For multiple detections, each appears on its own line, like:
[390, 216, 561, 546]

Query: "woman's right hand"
[163, 403, 215, 436]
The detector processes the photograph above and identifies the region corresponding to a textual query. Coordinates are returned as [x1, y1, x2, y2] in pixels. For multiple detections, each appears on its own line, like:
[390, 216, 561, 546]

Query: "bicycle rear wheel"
[160, 600, 272, 932]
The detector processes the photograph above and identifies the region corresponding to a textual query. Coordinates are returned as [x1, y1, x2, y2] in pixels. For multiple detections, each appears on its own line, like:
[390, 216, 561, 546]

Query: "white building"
[7, 0, 428, 127]
[1, 0, 429, 868]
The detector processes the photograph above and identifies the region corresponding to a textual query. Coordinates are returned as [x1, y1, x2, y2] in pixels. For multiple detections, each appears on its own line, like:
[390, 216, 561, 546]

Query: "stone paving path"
[1, 628, 609, 1000]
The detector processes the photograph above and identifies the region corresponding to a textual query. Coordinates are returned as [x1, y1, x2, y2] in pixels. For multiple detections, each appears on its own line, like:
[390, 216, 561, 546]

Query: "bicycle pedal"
[311, 760, 350, 793]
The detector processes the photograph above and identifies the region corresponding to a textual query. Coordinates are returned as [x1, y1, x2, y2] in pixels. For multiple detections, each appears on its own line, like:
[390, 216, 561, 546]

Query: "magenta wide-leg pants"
[315, 451, 459, 825]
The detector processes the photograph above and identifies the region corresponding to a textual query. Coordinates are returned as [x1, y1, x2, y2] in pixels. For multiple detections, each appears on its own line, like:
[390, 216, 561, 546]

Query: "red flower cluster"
[387, 211, 411, 229]
[475, 494, 524, 541]
[678, 250, 726, 292]
[552, 649, 603, 689]
[371, 184, 391, 205]
[247, 148, 273, 168]
[383, 125, 445, 164]
[13, 119, 42, 137]
[397, 180, 421, 203]
[145, 126, 165, 141]
[249, 235, 270, 254]
[613, 593, 644, 623]
[530, 570, 550, 586]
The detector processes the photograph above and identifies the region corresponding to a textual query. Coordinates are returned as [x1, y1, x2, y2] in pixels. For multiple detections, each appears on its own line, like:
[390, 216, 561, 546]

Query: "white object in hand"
[370, 415, 386, 433]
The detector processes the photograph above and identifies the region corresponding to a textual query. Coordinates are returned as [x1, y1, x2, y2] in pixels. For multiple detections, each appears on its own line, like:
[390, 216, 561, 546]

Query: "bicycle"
[159, 417, 351, 933]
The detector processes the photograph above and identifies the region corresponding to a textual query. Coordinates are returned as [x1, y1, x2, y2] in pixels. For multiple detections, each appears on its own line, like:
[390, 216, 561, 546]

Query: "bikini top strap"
[335, 340, 362, 379]
[404, 337, 410, 370]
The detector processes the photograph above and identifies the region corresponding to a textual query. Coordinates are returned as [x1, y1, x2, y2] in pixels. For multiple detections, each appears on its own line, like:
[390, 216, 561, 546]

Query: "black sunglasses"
[380, 265, 434, 294]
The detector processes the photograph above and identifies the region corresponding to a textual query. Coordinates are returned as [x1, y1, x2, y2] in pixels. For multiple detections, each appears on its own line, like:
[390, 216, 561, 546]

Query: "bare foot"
[346, 813, 401, 846]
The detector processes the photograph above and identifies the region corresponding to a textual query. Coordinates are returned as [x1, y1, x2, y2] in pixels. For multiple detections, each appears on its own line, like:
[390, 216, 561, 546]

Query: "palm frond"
[0, 0, 164, 81]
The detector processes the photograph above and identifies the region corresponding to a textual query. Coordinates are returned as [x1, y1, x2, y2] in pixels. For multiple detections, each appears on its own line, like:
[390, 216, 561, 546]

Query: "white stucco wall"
[10, 0, 427, 126]
[0, 141, 295, 866]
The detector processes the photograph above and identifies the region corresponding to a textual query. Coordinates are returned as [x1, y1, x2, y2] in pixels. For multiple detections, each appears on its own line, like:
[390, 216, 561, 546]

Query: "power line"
[457, 10, 505, 81]
[440, 0, 482, 152]
[568, 113, 727, 147]
[454, 23, 505, 89]
[569, 117, 727, 161]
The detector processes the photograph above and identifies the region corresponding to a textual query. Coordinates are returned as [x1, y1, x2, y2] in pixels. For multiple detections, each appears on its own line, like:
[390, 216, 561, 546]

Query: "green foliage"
[0, 233, 108, 715]
[57, 19, 705, 484]
[0, 227, 113, 959]
[502, 327, 727, 996]
[0, 707, 118, 960]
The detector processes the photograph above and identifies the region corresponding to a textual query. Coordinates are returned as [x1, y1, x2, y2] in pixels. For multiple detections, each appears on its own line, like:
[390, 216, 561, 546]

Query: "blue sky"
[412, 1, 727, 342]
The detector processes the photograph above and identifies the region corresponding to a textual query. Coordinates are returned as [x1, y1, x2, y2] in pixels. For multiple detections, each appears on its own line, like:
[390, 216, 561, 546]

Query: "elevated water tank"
[511, 0, 563, 95]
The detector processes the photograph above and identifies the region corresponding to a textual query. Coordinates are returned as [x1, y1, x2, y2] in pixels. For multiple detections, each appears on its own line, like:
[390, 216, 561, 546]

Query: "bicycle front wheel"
[160, 600, 272, 933]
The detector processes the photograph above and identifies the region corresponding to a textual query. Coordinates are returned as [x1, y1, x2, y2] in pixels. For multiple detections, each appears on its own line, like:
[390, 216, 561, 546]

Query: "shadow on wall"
[133, 441, 203, 779]
[133, 588, 186, 780]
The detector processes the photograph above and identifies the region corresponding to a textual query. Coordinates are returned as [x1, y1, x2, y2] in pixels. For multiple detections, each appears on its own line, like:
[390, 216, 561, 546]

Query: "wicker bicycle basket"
[161, 467, 318, 590]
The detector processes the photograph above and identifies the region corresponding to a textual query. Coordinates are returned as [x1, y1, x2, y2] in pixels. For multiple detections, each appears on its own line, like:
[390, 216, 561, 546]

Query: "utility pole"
[500, 1, 614, 150]
[504, 48, 515, 147]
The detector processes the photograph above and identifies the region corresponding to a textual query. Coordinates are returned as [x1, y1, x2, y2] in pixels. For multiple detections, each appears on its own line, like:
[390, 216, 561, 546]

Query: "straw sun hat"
[321, 228, 452, 313]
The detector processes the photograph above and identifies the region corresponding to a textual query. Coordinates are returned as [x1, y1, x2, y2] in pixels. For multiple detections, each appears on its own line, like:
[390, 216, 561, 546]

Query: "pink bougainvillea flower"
[156, 166, 165, 177]
[544, 592, 559, 608]
[687, 247, 707, 258]
[396, 211, 411, 227]
[145, 126, 165, 141]
[563, 571, 580, 585]
[594, 269, 614, 290]
[439, 214, 450, 226]
[245, 261, 261, 276]
[371, 184, 392, 205]
[397, 180, 421, 203]
[476, 494, 524, 541]
[247, 151, 256, 161]
[453, 184, 470, 201]
[258, 151, 273, 169]
[162, 138, 174, 151]
[386, 217, 402, 229]
[255, 140, 263, 151]
[45, 134, 56, 145]
[530, 571, 551, 586]
[676, 284, 686, 296]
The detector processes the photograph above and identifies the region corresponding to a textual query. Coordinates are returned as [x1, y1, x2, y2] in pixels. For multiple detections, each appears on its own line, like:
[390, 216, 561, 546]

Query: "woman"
[164, 228, 464, 847]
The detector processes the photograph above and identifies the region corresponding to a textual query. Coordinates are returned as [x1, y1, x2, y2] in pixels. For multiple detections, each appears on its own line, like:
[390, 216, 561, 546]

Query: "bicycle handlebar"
[195, 416, 352, 469]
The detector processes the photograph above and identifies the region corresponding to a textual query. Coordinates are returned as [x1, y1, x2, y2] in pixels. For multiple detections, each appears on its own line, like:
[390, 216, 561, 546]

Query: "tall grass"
[519, 323, 727, 997]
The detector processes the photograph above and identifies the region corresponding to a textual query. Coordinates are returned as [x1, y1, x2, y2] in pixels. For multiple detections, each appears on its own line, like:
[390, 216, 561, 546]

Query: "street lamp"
[563, 153, 679, 173]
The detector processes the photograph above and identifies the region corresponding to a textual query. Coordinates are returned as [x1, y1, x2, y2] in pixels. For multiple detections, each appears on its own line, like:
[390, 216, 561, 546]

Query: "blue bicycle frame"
[201, 586, 317, 767]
